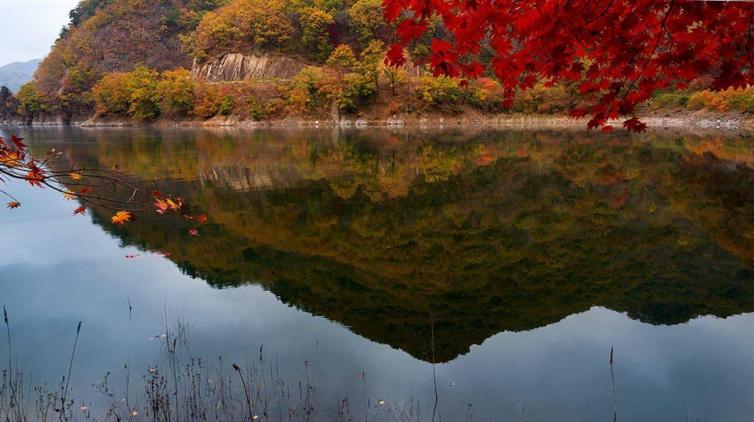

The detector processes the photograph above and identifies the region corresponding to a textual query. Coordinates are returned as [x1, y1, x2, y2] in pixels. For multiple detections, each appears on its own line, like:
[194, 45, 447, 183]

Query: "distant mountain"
[0, 59, 42, 93]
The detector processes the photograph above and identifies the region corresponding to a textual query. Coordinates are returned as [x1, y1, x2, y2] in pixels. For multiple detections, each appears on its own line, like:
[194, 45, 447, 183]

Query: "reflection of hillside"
[46, 129, 754, 362]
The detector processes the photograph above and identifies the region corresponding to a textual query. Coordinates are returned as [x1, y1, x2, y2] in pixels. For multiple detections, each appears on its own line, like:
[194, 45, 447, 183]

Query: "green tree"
[357, 40, 384, 91]
[326, 45, 357, 72]
[92, 73, 131, 116]
[348, 0, 385, 45]
[299, 7, 334, 61]
[287, 66, 328, 113]
[91, 66, 160, 120]
[382, 64, 407, 96]
[125, 66, 160, 121]
[16, 83, 46, 119]
[157, 68, 196, 118]
[185, 0, 294, 60]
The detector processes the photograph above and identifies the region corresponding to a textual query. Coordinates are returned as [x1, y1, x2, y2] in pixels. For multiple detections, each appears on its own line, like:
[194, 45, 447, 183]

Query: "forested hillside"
[7, 0, 754, 125]
[22, 0, 223, 120]
[14, 0, 400, 122]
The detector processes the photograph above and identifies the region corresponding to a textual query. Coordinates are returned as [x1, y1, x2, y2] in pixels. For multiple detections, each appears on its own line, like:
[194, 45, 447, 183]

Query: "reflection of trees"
[42, 129, 754, 362]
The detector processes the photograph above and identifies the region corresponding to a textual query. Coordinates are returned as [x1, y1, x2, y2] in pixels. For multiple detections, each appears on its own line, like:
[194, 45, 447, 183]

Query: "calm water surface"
[2, 127, 754, 421]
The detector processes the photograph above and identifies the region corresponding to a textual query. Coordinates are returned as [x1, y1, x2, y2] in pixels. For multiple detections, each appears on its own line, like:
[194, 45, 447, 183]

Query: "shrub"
[193, 83, 221, 118]
[511, 83, 573, 114]
[466, 77, 505, 112]
[265, 98, 285, 117]
[651, 92, 690, 110]
[688, 90, 726, 111]
[722, 88, 754, 111]
[686, 88, 754, 112]
[415, 75, 462, 112]
[219, 95, 236, 116]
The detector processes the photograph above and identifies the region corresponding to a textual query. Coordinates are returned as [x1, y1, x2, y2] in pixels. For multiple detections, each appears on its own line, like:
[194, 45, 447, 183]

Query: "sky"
[0, 0, 80, 66]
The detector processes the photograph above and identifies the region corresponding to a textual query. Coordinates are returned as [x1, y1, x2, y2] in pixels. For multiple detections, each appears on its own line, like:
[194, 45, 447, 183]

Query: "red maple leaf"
[10, 135, 26, 151]
[622, 117, 647, 133]
[73, 206, 86, 216]
[25, 162, 45, 187]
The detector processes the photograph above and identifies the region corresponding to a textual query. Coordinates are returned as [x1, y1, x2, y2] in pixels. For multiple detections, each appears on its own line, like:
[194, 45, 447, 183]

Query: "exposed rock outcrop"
[192, 53, 306, 82]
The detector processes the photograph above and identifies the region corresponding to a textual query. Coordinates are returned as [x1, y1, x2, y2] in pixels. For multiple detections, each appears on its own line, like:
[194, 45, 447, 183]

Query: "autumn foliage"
[9, 0, 754, 130]
[0, 133, 207, 235]
[383, 0, 754, 131]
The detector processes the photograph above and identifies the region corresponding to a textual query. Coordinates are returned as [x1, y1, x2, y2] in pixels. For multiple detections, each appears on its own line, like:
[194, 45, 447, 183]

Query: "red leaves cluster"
[2, 133, 208, 253]
[25, 162, 46, 187]
[151, 191, 207, 237]
[384, 0, 754, 131]
[0, 135, 26, 166]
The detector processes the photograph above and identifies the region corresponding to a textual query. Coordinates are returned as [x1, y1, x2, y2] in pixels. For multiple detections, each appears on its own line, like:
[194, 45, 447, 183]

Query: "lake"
[2, 126, 754, 421]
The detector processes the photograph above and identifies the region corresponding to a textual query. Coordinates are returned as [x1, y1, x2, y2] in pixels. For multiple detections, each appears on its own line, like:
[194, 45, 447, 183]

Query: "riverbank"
[7, 109, 752, 133]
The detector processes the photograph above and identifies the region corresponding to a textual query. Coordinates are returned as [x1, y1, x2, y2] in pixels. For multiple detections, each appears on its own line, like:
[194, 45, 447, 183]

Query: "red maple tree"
[384, 0, 754, 131]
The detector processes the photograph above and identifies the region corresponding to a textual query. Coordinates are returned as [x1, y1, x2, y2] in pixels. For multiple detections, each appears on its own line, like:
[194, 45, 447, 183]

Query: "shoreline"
[4, 110, 753, 133]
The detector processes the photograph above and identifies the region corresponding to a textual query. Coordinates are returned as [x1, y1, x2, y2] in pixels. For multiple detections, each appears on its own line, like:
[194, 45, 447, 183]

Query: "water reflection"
[3, 126, 754, 420]
[22, 127, 754, 362]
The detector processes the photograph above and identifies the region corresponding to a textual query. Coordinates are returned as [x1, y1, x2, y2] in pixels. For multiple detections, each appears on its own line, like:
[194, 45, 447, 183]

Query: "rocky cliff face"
[192, 54, 306, 81]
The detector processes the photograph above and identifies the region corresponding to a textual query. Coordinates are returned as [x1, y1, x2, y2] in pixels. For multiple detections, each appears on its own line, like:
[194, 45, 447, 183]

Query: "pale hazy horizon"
[0, 0, 79, 66]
